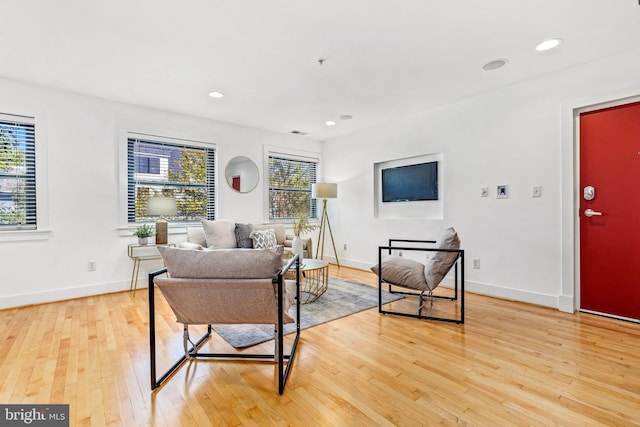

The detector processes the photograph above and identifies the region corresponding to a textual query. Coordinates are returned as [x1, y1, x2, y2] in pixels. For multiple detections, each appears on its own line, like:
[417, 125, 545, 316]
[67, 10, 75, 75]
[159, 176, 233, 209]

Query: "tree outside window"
[268, 155, 317, 221]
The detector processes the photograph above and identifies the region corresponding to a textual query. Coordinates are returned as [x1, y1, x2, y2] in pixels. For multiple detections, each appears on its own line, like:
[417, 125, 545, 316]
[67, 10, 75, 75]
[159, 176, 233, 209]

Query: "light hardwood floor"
[1, 265, 639, 426]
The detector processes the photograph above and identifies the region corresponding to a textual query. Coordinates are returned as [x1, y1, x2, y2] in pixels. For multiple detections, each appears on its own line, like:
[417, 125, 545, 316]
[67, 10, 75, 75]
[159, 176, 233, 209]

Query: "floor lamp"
[312, 183, 340, 267]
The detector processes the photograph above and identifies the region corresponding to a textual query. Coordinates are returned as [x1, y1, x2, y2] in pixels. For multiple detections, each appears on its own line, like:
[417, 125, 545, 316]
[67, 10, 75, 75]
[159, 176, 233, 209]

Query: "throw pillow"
[186, 227, 207, 247]
[371, 255, 428, 291]
[202, 219, 236, 249]
[253, 223, 285, 245]
[158, 246, 284, 279]
[423, 227, 460, 290]
[235, 223, 254, 248]
[250, 229, 277, 249]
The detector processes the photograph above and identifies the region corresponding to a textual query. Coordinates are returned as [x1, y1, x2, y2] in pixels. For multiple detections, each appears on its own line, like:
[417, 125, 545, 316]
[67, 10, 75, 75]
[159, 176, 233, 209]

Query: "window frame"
[264, 147, 321, 224]
[0, 114, 37, 231]
[123, 132, 217, 229]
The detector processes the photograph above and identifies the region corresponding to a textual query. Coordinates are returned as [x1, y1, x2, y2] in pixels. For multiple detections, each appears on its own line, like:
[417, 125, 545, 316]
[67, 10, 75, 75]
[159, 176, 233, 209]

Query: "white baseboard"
[558, 295, 576, 313]
[0, 279, 137, 310]
[332, 256, 563, 311]
[2, 257, 572, 314]
[457, 279, 558, 309]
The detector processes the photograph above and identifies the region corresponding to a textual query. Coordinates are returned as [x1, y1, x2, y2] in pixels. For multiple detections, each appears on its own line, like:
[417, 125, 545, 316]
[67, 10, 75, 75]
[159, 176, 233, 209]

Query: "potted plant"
[133, 224, 155, 245]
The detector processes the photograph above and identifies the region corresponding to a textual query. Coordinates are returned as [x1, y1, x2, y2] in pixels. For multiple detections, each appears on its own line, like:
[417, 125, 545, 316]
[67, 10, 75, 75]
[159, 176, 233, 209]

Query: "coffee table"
[294, 259, 329, 304]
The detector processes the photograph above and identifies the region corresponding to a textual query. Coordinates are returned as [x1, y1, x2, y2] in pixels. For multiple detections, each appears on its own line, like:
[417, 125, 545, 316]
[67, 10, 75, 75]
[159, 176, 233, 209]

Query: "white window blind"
[0, 117, 36, 230]
[268, 154, 317, 220]
[127, 136, 215, 223]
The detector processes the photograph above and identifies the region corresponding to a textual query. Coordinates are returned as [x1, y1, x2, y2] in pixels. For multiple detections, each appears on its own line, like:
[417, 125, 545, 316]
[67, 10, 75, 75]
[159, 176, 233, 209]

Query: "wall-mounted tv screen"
[382, 161, 438, 202]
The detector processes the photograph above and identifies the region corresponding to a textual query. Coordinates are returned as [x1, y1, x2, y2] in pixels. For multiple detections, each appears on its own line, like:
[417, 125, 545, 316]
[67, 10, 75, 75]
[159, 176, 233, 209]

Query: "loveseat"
[180, 220, 313, 259]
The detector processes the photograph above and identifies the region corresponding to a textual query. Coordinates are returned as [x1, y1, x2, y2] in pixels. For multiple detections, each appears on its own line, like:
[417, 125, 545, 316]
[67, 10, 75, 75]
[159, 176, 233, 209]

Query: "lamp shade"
[147, 196, 177, 216]
[312, 183, 337, 199]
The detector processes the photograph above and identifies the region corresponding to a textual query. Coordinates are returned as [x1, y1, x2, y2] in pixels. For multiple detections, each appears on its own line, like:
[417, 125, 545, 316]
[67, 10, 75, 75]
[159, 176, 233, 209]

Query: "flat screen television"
[381, 161, 438, 202]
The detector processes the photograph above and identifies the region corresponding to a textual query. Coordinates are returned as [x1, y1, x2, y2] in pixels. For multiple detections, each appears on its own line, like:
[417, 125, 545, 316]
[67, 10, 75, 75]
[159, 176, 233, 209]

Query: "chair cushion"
[202, 219, 237, 249]
[158, 245, 284, 279]
[371, 255, 428, 291]
[250, 228, 277, 249]
[235, 223, 254, 248]
[424, 227, 460, 290]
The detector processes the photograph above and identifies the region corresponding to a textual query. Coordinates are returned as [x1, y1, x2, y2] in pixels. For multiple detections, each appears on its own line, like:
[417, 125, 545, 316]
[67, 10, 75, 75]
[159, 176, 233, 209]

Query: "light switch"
[532, 185, 542, 198]
[480, 187, 489, 197]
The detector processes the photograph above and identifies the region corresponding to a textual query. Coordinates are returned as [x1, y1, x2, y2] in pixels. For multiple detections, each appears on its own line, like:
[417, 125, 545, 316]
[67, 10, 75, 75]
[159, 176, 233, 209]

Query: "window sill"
[0, 229, 51, 243]
[118, 223, 199, 237]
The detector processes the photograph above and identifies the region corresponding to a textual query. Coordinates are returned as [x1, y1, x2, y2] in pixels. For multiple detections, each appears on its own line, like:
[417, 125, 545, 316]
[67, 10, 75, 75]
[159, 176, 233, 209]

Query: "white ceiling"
[2, 0, 640, 140]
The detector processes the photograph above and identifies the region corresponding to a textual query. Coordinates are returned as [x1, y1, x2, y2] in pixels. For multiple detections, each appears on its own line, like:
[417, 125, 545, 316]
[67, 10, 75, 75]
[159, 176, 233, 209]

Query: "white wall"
[322, 48, 640, 310]
[0, 77, 322, 308]
[3, 48, 640, 311]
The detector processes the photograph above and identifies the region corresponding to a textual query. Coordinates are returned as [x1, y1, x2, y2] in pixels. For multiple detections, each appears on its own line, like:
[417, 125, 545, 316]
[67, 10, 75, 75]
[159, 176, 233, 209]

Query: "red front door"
[579, 101, 640, 321]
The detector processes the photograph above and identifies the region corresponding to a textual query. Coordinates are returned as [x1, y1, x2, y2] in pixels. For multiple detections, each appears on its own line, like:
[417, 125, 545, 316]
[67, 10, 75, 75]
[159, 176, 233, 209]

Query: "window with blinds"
[127, 136, 215, 223]
[0, 117, 36, 230]
[268, 154, 317, 221]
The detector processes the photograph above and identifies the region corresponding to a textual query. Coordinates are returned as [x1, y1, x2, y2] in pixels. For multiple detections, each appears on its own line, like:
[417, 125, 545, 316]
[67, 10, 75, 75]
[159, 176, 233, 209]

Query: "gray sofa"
[180, 220, 313, 259]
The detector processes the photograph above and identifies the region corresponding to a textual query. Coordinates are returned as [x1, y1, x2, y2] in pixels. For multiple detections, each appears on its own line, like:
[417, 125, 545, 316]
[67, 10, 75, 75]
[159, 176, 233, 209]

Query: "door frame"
[561, 92, 640, 316]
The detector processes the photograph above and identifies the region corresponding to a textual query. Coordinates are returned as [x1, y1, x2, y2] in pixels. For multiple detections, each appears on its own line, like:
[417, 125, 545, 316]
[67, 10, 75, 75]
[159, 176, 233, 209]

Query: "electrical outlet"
[473, 259, 480, 269]
[88, 261, 96, 271]
[343, 243, 347, 251]
[480, 187, 489, 197]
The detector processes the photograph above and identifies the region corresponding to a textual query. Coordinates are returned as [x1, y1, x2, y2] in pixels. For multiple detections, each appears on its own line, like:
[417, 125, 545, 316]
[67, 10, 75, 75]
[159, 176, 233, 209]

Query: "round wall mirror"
[225, 156, 260, 193]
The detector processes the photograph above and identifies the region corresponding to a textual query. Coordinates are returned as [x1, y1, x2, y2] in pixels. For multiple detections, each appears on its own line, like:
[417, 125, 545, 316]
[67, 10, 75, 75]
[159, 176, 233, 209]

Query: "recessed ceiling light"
[482, 59, 508, 71]
[208, 91, 224, 98]
[536, 38, 562, 52]
[325, 120, 337, 126]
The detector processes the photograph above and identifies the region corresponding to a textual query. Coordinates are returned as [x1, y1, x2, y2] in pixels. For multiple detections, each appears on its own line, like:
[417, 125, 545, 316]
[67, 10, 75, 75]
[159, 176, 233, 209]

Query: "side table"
[128, 243, 174, 295]
[297, 259, 329, 304]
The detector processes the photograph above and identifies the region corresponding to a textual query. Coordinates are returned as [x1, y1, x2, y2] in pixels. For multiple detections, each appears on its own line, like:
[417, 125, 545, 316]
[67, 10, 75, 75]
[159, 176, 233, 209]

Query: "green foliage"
[0, 128, 24, 171]
[135, 147, 209, 222]
[293, 214, 317, 236]
[133, 223, 155, 238]
[0, 128, 27, 225]
[170, 148, 208, 219]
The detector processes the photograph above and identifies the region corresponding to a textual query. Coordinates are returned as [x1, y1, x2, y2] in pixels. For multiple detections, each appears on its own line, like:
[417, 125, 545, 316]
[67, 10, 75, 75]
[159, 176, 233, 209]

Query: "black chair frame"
[378, 239, 464, 324]
[149, 256, 301, 395]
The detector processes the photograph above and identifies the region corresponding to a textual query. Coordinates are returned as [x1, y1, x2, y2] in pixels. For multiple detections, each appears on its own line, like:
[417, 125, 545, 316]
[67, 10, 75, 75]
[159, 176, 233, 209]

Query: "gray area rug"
[213, 277, 402, 348]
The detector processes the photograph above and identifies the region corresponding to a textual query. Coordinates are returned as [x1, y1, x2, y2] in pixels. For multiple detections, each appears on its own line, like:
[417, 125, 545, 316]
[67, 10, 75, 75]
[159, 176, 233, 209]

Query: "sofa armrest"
[285, 235, 313, 259]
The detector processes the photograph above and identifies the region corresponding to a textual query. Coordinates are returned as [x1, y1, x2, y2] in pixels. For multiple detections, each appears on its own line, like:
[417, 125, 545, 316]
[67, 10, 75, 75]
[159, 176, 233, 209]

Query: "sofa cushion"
[158, 245, 284, 279]
[371, 255, 428, 291]
[423, 227, 460, 290]
[235, 223, 254, 248]
[250, 228, 277, 249]
[202, 220, 237, 249]
[186, 226, 207, 247]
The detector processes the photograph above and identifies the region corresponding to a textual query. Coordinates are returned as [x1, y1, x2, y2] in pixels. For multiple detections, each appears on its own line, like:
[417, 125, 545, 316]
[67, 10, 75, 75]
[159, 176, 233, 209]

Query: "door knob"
[584, 209, 603, 217]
